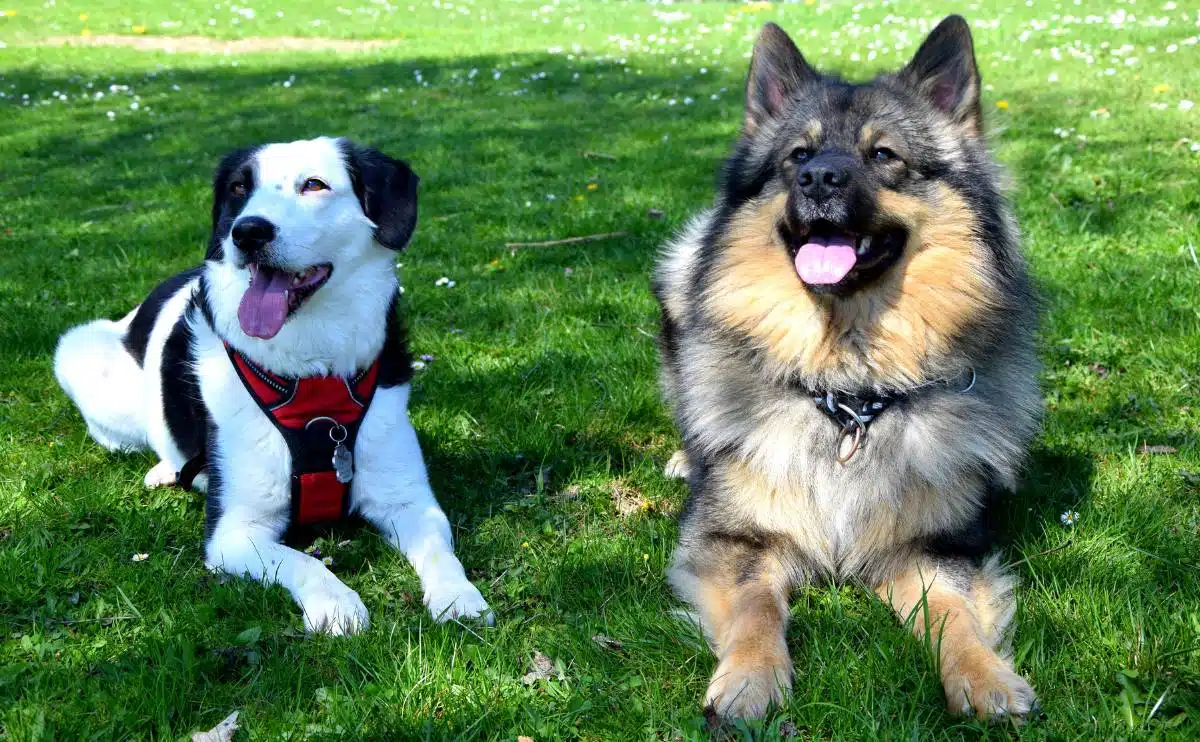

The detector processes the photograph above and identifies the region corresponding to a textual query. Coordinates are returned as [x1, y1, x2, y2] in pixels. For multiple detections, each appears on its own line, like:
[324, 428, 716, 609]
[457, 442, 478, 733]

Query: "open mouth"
[236, 263, 332, 339]
[785, 220, 906, 293]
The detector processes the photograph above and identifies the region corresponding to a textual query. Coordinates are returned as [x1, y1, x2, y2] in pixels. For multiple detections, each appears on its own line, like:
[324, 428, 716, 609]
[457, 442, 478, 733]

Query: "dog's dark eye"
[790, 147, 814, 163]
[301, 178, 330, 194]
[871, 147, 898, 162]
[229, 182, 247, 197]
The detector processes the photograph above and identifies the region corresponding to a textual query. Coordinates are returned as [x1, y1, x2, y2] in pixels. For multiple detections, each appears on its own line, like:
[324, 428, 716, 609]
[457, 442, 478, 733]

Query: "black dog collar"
[806, 368, 976, 464]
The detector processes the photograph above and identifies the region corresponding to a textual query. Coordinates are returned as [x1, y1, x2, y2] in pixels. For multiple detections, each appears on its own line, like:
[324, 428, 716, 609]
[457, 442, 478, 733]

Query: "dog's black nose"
[231, 217, 276, 252]
[799, 157, 852, 201]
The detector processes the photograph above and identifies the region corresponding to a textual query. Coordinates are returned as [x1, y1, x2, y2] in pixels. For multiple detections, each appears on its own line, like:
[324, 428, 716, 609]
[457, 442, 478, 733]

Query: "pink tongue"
[237, 266, 291, 339]
[794, 234, 858, 285]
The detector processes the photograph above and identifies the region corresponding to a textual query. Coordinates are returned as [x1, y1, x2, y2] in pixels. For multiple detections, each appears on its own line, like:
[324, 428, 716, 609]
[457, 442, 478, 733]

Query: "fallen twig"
[582, 150, 617, 160]
[506, 231, 628, 250]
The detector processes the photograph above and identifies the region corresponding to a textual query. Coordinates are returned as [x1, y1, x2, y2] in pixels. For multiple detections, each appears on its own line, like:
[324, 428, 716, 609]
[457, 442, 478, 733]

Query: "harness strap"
[176, 345, 380, 526]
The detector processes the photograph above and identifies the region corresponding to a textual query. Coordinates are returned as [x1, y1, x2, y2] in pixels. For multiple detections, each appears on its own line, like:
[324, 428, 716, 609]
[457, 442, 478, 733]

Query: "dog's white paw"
[143, 460, 177, 489]
[426, 581, 494, 625]
[298, 584, 369, 636]
[664, 449, 691, 480]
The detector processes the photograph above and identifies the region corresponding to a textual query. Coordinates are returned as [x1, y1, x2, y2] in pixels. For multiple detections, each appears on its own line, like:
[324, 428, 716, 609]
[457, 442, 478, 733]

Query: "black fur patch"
[926, 476, 1006, 564]
[378, 291, 414, 388]
[338, 139, 420, 251]
[122, 267, 204, 366]
[202, 423, 224, 543]
[208, 146, 260, 261]
[160, 301, 208, 463]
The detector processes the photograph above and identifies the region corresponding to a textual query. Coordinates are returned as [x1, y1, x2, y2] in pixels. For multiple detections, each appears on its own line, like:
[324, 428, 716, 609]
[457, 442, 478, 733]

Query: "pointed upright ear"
[899, 15, 983, 134]
[744, 23, 820, 134]
[340, 140, 420, 251]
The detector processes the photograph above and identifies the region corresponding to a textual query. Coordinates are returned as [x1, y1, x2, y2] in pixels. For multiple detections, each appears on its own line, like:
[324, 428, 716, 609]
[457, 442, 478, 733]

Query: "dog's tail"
[54, 309, 149, 452]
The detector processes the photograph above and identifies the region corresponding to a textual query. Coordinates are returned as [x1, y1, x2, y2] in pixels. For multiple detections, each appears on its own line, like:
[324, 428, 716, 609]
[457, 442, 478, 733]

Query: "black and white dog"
[55, 137, 492, 633]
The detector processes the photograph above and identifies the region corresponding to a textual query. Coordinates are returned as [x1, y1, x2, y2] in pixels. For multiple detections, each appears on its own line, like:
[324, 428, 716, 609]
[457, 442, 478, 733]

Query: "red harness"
[224, 346, 379, 525]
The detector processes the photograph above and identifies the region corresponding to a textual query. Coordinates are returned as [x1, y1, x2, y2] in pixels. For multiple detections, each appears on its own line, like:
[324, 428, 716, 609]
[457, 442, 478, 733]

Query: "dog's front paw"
[944, 654, 1039, 722]
[704, 655, 792, 721]
[299, 584, 369, 636]
[143, 460, 177, 489]
[664, 449, 691, 480]
[426, 581, 494, 625]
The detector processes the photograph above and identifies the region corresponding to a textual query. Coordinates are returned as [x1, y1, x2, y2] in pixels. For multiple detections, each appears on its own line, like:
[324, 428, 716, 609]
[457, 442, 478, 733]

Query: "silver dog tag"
[332, 442, 354, 484]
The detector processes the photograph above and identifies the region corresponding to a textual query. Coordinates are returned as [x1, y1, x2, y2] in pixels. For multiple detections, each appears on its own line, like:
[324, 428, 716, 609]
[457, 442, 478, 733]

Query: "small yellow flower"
[642, 553, 649, 561]
[805, 0, 817, 5]
[573, 194, 585, 202]
[1, 10, 18, 17]
[79, 13, 88, 21]
[81, 27, 91, 37]
[586, 183, 598, 191]
[132, 25, 147, 34]
[995, 100, 1009, 110]
[521, 541, 530, 549]
[1153, 84, 1170, 94]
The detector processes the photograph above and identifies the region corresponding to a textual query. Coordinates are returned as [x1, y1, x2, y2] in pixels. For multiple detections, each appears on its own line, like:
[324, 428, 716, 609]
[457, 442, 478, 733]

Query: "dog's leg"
[875, 554, 1038, 721]
[369, 504, 494, 624]
[55, 316, 149, 452]
[205, 508, 368, 635]
[669, 538, 793, 720]
[353, 385, 493, 624]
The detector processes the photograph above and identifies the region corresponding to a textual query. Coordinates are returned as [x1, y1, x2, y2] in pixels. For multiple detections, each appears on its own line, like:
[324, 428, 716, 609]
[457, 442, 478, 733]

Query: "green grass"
[2, 0, 1199, 738]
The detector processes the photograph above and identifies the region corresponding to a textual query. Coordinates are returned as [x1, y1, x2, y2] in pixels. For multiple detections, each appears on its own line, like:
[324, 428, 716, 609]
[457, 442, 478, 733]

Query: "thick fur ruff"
[655, 17, 1041, 722]
[55, 137, 492, 632]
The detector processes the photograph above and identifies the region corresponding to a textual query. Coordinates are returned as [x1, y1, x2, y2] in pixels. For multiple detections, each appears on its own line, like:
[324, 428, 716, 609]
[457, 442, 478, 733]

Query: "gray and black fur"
[654, 16, 1042, 722]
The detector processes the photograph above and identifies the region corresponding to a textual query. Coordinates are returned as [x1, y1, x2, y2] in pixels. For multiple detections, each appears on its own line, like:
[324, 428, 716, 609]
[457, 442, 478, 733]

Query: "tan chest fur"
[714, 450, 974, 581]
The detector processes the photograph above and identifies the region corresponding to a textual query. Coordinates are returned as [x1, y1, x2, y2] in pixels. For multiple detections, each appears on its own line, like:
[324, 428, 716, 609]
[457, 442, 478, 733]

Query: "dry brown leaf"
[518, 737, 534, 742]
[1139, 444, 1178, 455]
[520, 649, 562, 685]
[591, 634, 624, 652]
[191, 711, 239, 742]
[610, 480, 651, 517]
[555, 484, 583, 501]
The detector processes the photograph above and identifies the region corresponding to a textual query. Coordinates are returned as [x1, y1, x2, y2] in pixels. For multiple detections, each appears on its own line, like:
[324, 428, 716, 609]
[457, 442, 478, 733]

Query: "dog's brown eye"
[791, 147, 814, 163]
[301, 178, 330, 194]
[229, 182, 247, 197]
[872, 147, 898, 162]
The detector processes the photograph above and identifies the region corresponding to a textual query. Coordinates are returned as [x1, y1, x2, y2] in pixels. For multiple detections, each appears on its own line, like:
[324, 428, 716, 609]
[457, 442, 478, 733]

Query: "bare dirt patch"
[40, 35, 399, 54]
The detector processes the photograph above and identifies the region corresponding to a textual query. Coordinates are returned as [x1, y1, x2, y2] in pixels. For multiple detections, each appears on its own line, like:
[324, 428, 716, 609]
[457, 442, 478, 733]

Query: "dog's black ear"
[340, 140, 419, 251]
[744, 23, 819, 134]
[900, 15, 982, 134]
[207, 146, 258, 261]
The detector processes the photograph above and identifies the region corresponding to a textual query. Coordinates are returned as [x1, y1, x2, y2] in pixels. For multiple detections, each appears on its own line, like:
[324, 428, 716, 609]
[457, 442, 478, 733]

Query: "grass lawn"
[2, 0, 1199, 738]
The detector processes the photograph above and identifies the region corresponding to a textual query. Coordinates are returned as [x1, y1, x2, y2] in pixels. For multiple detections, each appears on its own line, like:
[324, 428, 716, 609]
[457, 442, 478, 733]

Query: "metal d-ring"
[836, 420, 864, 464]
[305, 416, 348, 443]
[835, 402, 867, 429]
[832, 402, 868, 464]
